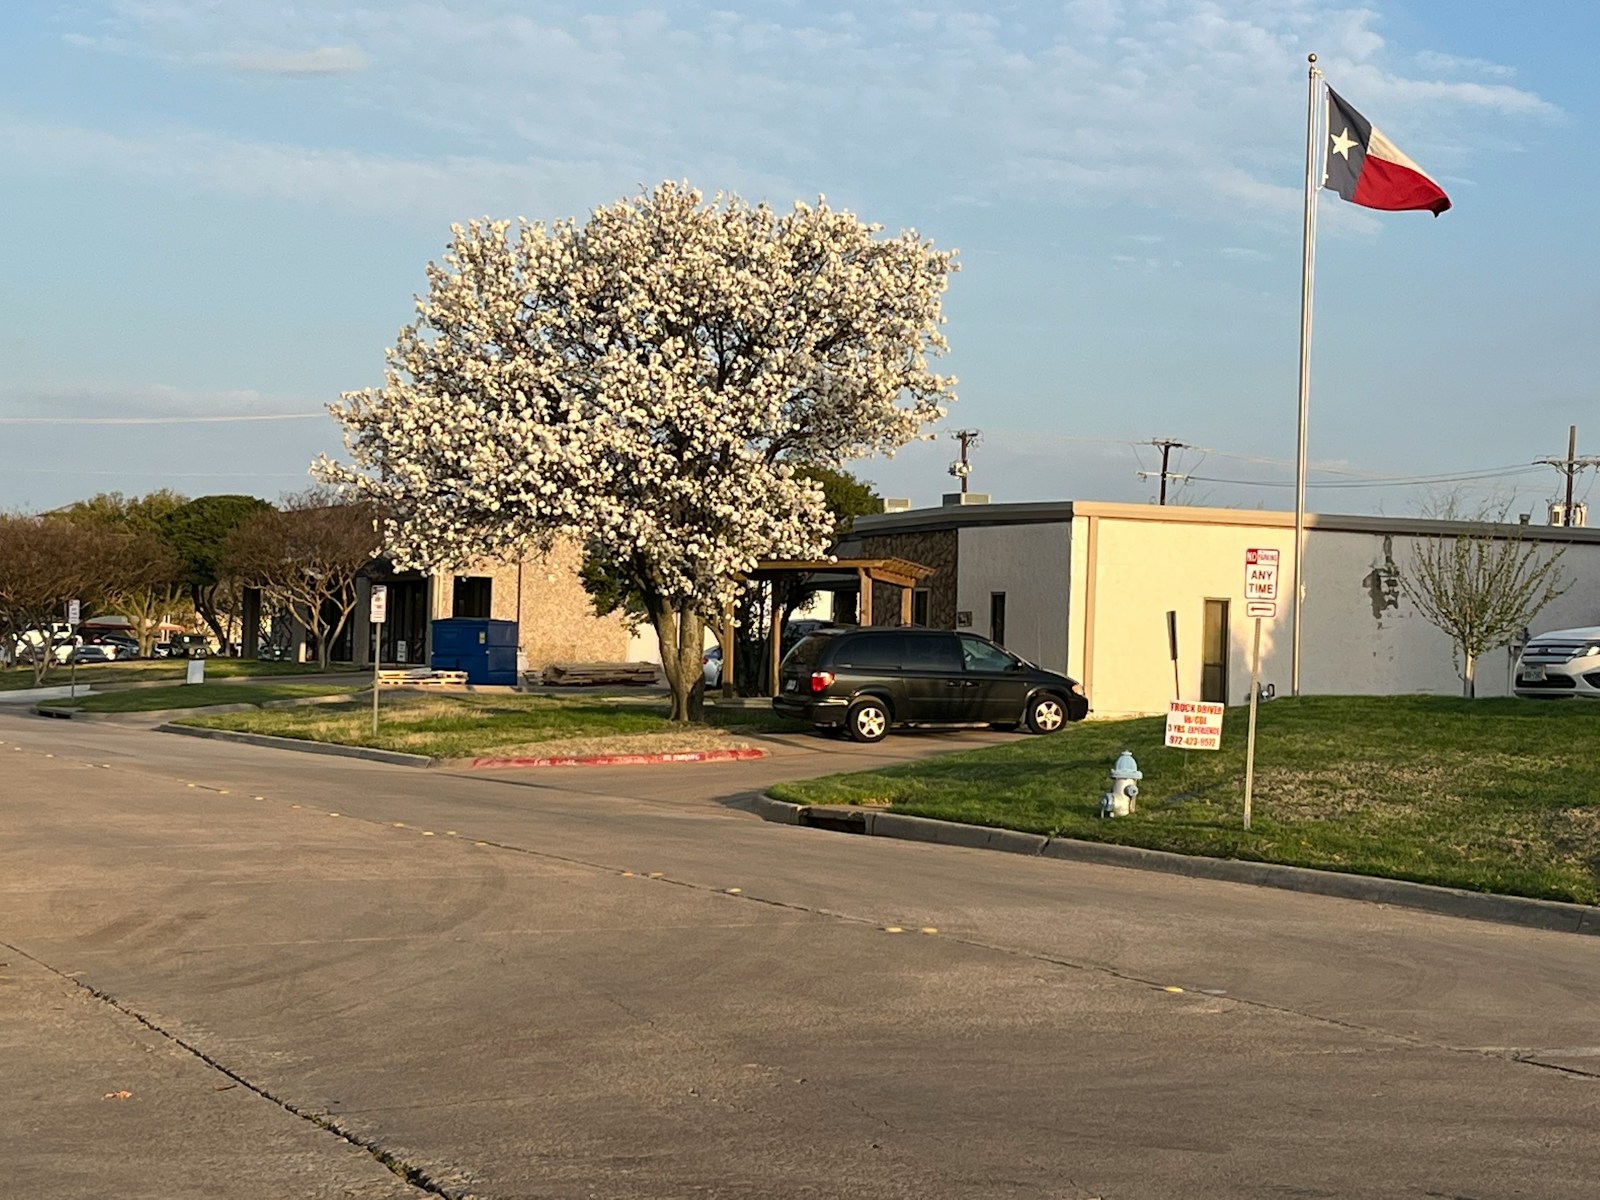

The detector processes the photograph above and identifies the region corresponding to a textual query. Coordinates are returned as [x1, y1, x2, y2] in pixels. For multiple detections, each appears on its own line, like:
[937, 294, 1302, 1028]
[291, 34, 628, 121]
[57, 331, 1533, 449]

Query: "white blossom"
[317, 182, 957, 716]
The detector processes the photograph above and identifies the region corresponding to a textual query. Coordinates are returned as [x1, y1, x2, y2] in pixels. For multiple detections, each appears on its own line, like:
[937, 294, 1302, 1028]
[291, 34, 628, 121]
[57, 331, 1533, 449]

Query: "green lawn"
[53, 681, 362, 713]
[769, 695, 1600, 906]
[178, 692, 803, 758]
[1, 659, 362, 691]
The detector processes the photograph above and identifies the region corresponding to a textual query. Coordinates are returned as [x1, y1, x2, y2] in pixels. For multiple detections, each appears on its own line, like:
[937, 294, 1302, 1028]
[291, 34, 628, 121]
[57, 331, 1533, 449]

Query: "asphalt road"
[3, 710, 1598, 1199]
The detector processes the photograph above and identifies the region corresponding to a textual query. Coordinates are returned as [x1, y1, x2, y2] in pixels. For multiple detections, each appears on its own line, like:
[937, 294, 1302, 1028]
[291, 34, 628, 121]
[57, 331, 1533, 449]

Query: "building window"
[990, 592, 1007, 646]
[1202, 599, 1230, 704]
[911, 588, 930, 626]
[453, 576, 492, 619]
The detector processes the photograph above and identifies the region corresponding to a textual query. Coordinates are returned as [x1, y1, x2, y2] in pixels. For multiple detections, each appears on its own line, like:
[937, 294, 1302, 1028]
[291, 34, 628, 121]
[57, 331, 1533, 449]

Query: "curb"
[158, 724, 435, 768]
[469, 746, 767, 770]
[748, 796, 1600, 938]
[37, 703, 260, 722]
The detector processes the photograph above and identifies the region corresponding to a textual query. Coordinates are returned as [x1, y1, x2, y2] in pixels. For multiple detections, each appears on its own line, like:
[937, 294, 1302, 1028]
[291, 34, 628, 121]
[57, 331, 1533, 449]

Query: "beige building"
[338, 538, 632, 672]
[846, 499, 1600, 719]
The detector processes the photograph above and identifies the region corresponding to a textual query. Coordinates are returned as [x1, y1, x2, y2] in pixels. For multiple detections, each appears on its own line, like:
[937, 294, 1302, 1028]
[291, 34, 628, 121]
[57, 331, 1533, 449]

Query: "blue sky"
[4, 1, 1593, 519]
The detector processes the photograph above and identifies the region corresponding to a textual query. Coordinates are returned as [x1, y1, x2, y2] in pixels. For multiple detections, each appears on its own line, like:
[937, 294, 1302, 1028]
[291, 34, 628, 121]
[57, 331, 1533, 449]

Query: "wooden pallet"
[377, 669, 469, 689]
[538, 662, 661, 687]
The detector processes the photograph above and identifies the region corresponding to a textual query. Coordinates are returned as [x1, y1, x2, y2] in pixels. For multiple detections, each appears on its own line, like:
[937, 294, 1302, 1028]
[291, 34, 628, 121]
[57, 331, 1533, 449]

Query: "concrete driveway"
[3, 710, 1597, 1199]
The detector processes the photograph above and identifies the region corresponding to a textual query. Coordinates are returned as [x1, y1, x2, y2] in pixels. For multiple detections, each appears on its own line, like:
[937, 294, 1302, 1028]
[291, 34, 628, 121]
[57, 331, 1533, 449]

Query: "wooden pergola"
[722, 556, 935, 698]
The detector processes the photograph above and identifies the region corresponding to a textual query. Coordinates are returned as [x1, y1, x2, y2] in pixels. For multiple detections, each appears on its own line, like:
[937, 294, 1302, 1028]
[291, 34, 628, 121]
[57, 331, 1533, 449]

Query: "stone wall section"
[859, 530, 958, 627]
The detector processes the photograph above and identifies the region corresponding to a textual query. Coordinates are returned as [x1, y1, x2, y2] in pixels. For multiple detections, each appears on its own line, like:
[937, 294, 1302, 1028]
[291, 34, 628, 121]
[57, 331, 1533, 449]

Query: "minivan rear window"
[781, 629, 838, 670]
[837, 632, 904, 668]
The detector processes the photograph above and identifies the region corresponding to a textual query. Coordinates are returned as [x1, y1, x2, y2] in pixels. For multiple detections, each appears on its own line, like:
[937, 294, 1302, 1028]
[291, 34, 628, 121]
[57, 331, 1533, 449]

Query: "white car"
[1513, 626, 1600, 698]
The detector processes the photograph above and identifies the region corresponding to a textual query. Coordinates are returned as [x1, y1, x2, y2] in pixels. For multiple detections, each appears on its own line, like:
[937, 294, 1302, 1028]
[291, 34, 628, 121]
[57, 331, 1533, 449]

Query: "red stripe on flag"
[1352, 155, 1451, 215]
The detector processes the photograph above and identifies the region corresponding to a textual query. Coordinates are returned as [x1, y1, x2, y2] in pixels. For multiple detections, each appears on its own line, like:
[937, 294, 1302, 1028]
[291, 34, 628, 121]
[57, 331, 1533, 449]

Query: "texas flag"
[1323, 88, 1451, 216]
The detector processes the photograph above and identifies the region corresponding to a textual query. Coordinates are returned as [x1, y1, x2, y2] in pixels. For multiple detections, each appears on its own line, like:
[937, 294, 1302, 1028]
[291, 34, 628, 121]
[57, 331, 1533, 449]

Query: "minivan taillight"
[809, 671, 835, 693]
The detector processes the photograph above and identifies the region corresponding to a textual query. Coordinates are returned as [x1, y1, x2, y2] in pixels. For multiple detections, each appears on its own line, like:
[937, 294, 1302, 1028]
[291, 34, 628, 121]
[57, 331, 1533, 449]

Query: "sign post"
[1165, 610, 1180, 700]
[369, 585, 387, 736]
[1241, 549, 1280, 830]
[67, 598, 80, 699]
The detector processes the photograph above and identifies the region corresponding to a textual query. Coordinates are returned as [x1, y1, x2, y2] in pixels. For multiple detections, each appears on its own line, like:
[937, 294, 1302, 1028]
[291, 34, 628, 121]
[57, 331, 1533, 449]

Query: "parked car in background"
[163, 633, 211, 659]
[14, 633, 79, 665]
[772, 626, 1089, 742]
[702, 644, 723, 687]
[1513, 626, 1600, 698]
[68, 643, 122, 664]
[86, 633, 140, 658]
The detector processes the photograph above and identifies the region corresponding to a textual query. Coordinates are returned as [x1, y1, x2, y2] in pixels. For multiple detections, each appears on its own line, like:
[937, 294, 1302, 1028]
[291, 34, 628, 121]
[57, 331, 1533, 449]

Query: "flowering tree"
[320, 183, 957, 719]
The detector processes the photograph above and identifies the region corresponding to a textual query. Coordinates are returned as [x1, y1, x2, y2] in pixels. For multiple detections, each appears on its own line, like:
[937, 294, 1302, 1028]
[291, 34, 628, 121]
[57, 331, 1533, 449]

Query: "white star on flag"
[1329, 126, 1357, 159]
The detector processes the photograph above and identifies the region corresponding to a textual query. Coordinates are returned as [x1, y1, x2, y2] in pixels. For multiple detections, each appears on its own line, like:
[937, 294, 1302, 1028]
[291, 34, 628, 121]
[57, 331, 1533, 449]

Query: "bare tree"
[224, 490, 381, 670]
[1398, 500, 1568, 698]
[54, 493, 189, 655]
[0, 516, 171, 684]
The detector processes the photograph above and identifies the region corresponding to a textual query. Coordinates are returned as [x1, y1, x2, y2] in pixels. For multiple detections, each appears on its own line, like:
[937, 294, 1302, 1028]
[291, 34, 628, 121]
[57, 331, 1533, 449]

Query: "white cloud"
[37, 1, 1558, 229]
[1415, 50, 1516, 79]
[222, 46, 369, 74]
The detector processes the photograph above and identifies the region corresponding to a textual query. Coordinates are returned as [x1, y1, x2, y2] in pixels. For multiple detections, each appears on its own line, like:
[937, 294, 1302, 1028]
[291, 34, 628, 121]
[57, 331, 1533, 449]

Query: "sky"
[4, 1, 1595, 521]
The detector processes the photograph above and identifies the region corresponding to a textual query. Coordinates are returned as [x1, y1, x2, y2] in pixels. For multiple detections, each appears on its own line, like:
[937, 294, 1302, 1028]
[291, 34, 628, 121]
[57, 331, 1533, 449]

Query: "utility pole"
[949, 429, 981, 494]
[1535, 425, 1600, 526]
[1135, 438, 1187, 505]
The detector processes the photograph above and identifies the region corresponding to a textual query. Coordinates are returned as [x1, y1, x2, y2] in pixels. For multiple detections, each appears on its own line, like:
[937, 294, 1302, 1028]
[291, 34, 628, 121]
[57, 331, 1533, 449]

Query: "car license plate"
[784, 678, 797, 692]
[1522, 664, 1546, 681]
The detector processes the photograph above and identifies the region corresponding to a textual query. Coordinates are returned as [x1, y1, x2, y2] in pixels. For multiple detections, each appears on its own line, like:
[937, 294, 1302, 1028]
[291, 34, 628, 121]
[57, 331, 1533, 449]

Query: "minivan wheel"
[846, 698, 890, 743]
[1026, 694, 1067, 734]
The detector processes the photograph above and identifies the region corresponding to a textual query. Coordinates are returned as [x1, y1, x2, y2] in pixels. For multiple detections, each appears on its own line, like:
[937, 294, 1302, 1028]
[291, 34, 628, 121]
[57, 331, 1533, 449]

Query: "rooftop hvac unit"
[942, 492, 991, 506]
[883, 497, 913, 512]
[1548, 502, 1588, 527]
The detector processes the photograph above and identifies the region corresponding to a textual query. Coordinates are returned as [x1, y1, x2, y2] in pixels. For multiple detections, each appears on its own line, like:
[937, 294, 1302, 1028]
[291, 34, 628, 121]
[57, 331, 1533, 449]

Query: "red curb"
[468, 746, 767, 770]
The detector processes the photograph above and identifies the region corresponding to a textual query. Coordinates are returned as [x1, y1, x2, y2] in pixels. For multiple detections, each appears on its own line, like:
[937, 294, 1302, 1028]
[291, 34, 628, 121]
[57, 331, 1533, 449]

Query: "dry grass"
[179, 690, 790, 760]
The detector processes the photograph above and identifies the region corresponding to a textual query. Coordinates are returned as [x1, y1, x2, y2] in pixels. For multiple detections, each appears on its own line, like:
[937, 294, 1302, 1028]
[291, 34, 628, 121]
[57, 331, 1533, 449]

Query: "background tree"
[55, 490, 189, 654]
[0, 516, 151, 684]
[1398, 499, 1568, 698]
[159, 494, 272, 652]
[224, 489, 381, 670]
[321, 182, 957, 720]
[56, 489, 188, 535]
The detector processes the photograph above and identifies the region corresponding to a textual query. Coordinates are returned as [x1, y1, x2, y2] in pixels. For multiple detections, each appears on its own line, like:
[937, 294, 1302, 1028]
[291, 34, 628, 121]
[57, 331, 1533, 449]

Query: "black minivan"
[772, 626, 1089, 742]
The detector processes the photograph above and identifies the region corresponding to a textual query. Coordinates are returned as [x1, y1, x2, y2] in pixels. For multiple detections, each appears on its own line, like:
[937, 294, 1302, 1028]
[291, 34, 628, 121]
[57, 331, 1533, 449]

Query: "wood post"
[722, 599, 735, 700]
[768, 581, 783, 697]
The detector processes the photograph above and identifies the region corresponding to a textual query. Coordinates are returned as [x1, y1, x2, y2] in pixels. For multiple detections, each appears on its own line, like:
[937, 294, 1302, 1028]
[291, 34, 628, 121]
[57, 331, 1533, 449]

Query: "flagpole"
[1291, 53, 1322, 697]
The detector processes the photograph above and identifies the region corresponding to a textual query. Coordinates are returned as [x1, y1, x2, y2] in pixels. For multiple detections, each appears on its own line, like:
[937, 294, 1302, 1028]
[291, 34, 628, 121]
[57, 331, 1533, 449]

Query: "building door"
[990, 592, 1007, 646]
[1201, 599, 1230, 704]
[378, 580, 428, 664]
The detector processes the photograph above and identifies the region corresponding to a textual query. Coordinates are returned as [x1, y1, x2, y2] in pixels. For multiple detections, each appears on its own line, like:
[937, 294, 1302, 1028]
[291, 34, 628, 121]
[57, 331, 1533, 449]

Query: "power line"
[0, 412, 324, 428]
[1145, 438, 1187, 505]
[1534, 424, 1600, 526]
[1184, 465, 1545, 490]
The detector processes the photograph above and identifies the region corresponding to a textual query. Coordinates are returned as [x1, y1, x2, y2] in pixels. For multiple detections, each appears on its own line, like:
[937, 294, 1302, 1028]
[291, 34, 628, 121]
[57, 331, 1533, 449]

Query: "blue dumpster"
[430, 618, 519, 685]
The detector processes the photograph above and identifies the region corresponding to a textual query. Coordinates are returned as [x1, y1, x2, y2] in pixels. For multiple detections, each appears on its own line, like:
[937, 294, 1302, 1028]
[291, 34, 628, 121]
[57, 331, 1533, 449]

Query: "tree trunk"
[1463, 651, 1477, 699]
[648, 600, 705, 722]
[193, 583, 231, 653]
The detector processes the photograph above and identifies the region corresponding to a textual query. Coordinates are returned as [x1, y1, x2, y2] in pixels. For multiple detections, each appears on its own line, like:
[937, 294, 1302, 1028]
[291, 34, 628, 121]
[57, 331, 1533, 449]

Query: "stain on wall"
[1362, 535, 1402, 621]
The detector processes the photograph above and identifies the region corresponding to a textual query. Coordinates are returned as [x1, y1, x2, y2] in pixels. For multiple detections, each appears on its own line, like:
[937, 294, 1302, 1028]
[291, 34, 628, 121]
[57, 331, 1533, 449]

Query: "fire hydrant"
[1099, 750, 1141, 818]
